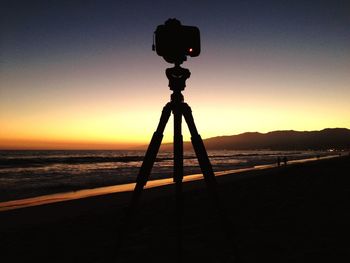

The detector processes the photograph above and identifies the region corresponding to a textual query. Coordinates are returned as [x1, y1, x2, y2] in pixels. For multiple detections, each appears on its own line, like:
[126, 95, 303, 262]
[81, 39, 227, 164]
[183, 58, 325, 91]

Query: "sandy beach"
[1, 155, 349, 262]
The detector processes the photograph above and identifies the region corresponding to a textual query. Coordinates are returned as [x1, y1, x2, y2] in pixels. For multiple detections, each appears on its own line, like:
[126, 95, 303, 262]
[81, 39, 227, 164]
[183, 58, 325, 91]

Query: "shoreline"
[1, 155, 349, 262]
[0, 154, 338, 212]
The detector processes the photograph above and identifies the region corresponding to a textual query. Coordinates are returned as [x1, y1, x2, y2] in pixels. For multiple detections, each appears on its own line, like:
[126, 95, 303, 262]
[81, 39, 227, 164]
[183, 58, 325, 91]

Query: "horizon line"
[1, 127, 349, 151]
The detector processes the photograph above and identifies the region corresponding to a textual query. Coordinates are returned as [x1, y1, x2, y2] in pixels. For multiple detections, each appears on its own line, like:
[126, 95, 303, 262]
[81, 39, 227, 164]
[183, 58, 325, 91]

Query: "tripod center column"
[166, 65, 191, 260]
[166, 65, 189, 183]
[173, 102, 183, 183]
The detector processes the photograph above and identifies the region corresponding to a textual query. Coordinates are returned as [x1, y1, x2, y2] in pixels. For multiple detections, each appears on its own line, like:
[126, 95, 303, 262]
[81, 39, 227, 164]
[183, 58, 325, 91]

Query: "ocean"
[0, 149, 332, 202]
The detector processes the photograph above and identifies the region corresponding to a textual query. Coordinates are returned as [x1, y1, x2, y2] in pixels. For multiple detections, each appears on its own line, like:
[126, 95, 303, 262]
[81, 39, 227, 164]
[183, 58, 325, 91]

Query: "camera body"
[154, 19, 200, 64]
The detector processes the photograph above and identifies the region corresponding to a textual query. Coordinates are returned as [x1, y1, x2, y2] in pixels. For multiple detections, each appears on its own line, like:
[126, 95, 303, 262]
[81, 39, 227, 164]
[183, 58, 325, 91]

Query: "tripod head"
[166, 65, 191, 92]
[166, 65, 191, 103]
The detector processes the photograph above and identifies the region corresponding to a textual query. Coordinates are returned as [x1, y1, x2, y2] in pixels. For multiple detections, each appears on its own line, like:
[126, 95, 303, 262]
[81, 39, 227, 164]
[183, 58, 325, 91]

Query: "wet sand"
[1, 155, 349, 262]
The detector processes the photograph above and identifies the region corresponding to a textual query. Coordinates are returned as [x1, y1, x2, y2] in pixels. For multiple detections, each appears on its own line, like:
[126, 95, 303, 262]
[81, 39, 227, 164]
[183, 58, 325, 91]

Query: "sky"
[1, 0, 349, 149]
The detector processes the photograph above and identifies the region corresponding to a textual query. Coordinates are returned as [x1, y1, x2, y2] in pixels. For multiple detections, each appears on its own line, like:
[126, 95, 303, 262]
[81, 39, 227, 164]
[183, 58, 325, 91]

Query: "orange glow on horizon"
[1, 42, 349, 150]
[0, 138, 141, 150]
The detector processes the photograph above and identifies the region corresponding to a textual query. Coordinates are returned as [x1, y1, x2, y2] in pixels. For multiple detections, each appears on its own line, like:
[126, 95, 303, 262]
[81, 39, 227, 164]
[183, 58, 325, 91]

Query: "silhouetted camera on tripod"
[153, 18, 200, 64]
[120, 19, 234, 260]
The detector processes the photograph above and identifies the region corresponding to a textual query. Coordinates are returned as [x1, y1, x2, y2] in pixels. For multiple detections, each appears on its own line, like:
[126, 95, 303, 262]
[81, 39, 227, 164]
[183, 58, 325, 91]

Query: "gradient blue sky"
[1, 0, 349, 149]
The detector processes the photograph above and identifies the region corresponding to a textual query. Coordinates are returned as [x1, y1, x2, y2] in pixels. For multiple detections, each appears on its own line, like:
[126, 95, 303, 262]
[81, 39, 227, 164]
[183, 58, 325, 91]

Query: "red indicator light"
[189, 48, 193, 52]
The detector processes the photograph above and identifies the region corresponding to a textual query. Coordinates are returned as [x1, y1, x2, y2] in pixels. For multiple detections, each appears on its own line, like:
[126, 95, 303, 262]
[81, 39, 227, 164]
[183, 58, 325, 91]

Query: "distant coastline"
[159, 128, 350, 151]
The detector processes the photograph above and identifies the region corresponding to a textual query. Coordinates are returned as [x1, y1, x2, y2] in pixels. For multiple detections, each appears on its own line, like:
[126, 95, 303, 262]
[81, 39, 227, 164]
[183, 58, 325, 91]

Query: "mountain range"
[159, 128, 350, 151]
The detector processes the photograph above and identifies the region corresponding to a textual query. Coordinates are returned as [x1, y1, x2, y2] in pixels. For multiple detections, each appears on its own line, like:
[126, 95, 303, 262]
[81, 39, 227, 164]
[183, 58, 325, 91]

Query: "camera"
[153, 18, 200, 64]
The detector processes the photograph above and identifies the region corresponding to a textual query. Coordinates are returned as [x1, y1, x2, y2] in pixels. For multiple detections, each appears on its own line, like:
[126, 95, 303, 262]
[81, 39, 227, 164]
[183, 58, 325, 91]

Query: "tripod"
[124, 64, 232, 261]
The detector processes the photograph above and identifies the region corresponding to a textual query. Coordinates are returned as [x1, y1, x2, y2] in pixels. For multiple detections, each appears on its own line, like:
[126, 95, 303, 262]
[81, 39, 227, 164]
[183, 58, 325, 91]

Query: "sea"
[0, 149, 333, 202]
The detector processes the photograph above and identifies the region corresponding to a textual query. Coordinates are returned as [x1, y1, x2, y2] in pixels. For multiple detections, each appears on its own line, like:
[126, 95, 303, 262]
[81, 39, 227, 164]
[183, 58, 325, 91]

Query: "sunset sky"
[1, 0, 349, 149]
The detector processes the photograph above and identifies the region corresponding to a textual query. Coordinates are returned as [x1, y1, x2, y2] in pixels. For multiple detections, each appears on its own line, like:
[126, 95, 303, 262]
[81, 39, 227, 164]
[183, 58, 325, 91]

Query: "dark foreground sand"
[1, 156, 349, 263]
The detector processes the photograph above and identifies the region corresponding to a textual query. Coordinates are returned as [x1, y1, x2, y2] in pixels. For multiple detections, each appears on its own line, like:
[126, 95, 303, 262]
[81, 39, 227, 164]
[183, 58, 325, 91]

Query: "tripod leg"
[173, 104, 184, 262]
[115, 103, 171, 257]
[129, 102, 171, 212]
[182, 103, 217, 191]
[182, 103, 239, 261]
